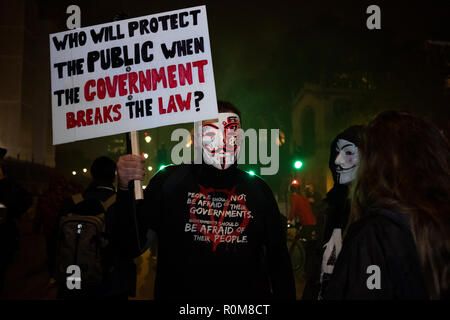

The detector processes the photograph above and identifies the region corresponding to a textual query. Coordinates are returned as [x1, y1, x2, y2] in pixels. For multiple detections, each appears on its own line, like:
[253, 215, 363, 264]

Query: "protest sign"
[50, 5, 218, 145]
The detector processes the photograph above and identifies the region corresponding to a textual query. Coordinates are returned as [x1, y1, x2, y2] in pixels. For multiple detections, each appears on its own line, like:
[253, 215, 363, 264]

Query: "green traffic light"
[294, 160, 303, 169]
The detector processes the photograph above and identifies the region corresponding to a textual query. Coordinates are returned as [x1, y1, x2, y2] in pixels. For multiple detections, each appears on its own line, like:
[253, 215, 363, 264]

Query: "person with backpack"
[55, 156, 136, 299]
[115, 101, 296, 300]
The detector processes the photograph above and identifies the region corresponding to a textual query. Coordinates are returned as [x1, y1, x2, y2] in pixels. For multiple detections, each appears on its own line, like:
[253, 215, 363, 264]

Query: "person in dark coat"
[0, 147, 32, 294]
[324, 111, 450, 299]
[302, 125, 364, 300]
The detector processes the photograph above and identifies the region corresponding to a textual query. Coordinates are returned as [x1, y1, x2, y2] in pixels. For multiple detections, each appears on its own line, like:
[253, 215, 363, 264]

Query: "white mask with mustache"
[334, 139, 359, 184]
[201, 112, 241, 170]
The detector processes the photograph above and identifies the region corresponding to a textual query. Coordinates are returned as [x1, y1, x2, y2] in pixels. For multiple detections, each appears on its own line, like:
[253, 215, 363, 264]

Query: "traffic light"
[292, 145, 304, 170]
[293, 160, 303, 170]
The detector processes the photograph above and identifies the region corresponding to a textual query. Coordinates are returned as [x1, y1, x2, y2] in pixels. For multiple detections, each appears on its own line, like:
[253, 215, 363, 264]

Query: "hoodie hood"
[329, 125, 364, 185]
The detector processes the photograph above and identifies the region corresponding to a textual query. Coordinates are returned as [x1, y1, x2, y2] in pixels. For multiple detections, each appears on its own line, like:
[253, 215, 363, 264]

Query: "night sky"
[36, 0, 449, 187]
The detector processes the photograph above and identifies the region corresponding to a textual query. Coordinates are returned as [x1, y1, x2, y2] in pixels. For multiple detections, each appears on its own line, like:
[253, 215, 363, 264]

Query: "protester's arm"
[260, 182, 296, 299]
[114, 155, 168, 258]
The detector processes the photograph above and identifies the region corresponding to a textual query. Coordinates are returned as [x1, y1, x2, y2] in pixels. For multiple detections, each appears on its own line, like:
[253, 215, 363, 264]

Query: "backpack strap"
[72, 193, 84, 205]
[101, 194, 117, 212]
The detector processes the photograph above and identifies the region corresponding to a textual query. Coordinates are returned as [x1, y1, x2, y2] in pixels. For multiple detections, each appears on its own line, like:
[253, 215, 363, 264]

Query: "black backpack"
[55, 193, 116, 287]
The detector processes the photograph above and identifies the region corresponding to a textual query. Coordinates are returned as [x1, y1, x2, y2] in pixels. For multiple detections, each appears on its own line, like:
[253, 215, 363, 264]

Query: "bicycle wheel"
[288, 241, 306, 273]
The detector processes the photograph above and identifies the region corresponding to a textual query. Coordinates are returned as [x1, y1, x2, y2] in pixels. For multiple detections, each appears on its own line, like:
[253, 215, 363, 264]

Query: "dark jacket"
[303, 126, 363, 300]
[0, 178, 32, 263]
[323, 208, 428, 299]
[116, 164, 296, 300]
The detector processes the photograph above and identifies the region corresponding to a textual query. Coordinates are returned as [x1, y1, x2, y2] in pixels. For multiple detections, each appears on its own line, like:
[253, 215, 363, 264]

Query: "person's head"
[352, 110, 450, 299]
[289, 179, 301, 194]
[90, 156, 117, 185]
[201, 100, 242, 170]
[329, 125, 364, 185]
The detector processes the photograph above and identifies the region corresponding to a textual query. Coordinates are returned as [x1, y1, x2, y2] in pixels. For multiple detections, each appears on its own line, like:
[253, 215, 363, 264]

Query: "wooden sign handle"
[129, 131, 143, 200]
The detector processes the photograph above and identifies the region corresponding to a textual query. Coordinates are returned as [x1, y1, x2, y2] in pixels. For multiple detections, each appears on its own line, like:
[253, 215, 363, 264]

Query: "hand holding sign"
[117, 154, 145, 190]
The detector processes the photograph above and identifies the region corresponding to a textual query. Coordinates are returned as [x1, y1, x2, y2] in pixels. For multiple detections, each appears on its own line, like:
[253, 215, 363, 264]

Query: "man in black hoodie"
[116, 101, 296, 300]
[302, 126, 364, 300]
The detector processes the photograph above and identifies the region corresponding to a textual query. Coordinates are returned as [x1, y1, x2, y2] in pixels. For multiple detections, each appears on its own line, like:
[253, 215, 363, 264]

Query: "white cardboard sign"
[49, 5, 218, 145]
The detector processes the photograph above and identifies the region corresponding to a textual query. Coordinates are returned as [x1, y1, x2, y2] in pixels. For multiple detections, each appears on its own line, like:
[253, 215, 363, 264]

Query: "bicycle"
[286, 223, 307, 273]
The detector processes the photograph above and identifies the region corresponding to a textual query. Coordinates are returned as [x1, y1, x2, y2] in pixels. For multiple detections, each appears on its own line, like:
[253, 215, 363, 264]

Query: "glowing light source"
[145, 136, 151, 143]
[159, 165, 168, 171]
[143, 153, 149, 159]
[248, 170, 255, 176]
[72, 171, 77, 175]
[142, 185, 147, 190]
[148, 166, 153, 171]
[83, 168, 87, 173]
[294, 160, 303, 169]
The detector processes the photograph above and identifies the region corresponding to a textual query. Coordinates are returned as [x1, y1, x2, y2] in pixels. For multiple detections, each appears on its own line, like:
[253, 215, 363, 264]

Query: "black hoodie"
[116, 163, 296, 300]
[319, 125, 364, 299]
[324, 208, 428, 299]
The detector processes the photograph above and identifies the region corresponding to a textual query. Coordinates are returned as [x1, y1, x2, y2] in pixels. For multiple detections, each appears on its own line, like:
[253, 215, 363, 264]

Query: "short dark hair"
[90, 156, 116, 184]
[218, 100, 241, 119]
